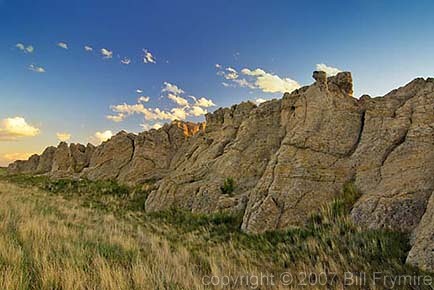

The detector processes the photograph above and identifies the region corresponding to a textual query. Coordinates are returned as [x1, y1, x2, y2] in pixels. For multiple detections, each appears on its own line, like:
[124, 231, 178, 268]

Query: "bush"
[220, 177, 235, 195]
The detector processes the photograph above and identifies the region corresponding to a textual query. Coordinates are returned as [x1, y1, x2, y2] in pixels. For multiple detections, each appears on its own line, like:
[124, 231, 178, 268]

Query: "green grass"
[220, 177, 235, 195]
[1, 174, 151, 215]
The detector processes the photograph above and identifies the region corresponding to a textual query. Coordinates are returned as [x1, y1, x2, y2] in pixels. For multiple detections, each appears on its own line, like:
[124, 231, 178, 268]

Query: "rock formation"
[6, 72, 434, 272]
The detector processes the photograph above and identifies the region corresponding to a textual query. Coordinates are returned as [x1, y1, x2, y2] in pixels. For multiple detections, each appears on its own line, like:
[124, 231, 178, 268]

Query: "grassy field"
[0, 172, 432, 289]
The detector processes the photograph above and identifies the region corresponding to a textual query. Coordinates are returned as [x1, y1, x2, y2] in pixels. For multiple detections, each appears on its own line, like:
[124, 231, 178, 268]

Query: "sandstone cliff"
[7, 72, 434, 272]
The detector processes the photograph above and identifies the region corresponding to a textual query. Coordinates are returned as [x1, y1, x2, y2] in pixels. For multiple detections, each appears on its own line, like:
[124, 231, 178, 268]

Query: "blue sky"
[1, 0, 434, 165]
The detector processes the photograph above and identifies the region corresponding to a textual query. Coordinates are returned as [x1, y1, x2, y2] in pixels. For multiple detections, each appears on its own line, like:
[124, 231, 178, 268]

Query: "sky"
[1, 0, 434, 166]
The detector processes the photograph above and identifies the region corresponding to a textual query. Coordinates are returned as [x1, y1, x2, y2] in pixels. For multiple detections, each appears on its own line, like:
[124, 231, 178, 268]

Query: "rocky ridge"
[7, 72, 434, 272]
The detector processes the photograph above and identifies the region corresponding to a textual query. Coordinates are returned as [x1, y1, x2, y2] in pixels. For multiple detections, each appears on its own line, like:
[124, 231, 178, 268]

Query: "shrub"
[220, 177, 235, 195]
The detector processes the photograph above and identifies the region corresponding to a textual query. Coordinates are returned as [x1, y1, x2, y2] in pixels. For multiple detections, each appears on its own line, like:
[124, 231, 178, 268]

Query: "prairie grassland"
[0, 174, 432, 289]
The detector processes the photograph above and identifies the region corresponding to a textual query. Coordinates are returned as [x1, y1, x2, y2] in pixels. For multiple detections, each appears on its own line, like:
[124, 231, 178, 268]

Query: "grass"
[220, 177, 235, 195]
[0, 174, 432, 289]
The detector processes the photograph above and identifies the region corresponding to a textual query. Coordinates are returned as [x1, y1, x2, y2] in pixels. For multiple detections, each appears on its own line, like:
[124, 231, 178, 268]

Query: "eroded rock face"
[118, 121, 204, 185]
[145, 101, 281, 214]
[242, 72, 362, 232]
[36, 146, 56, 174]
[351, 78, 434, 232]
[7, 154, 40, 174]
[406, 193, 434, 271]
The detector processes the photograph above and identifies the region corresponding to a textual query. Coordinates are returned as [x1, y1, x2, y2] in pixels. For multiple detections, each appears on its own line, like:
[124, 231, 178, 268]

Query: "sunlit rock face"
[6, 73, 434, 272]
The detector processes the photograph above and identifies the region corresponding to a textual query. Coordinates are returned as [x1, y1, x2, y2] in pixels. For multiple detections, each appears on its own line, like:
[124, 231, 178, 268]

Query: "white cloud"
[0, 117, 40, 141]
[136, 89, 143, 94]
[217, 65, 300, 94]
[121, 57, 131, 65]
[315, 63, 342, 76]
[162, 82, 184, 95]
[16, 43, 25, 50]
[170, 107, 187, 120]
[16, 43, 34, 53]
[189, 106, 207, 117]
[215, 64, 222, 69]
[241, 68, 300, 93]
[109, 82, 211, 124]
[28, 64, 46, 73]
[233, 78, 255, 89]
[167, 93, 189, 107]
[140, 123, 163, 131]
[109, 103, 177, 121]
[255, 98, 267, 105]
[106, 114, 125, 122]
[217, 67, 239, 80]
[57, 42, 68, 49]
[56, 132, 71, 142]
[101, 48, 113, 59]
[143, 49, 156, 64]
[94, 130, 113, 144]
[138, 96, 150, 103]
[191, 97, 215, 108]
[84, 45, 93, 52]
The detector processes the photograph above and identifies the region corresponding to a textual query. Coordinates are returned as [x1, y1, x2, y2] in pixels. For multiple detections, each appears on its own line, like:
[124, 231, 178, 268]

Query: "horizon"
[1, 0, 434, 166]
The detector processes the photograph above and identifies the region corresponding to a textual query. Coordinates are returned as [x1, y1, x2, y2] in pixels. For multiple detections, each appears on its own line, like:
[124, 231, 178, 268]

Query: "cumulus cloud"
[217, 67, 239, 80]
[167, 93, 189, 106]
[84, 45, 93, 52]
[162, 82, 184, 95]
[216, 66, 300, 94]
[56, 132, 71, 142]
[0, 152, 37, 166]
[136, 89, 143, 94]
[138, 96, 150, 103]
[57, 42, 68, 49]
[106, 114, 125, 122]
[189, 106, 207, 117]
[93, 130, 113, 144]
[0, 117, 40, 141]
[16, 43, 34, 53]
[241, 68, 300, 93]
[28, 64, 46, 73]
[121, 57, 131, 65]
[143, 49, 156, 64]
[316, 63, 342, 76]
[254, 98, 268, 105]
[190, 96, 215, 108]
[101, 48, 113, 59]
[140, 123, 163, 131]
[215, 64, 222, 69]
[108, 82, 214, 125]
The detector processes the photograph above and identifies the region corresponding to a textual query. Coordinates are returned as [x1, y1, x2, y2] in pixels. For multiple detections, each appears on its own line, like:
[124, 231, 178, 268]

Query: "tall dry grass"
[0, 175, 432, 289]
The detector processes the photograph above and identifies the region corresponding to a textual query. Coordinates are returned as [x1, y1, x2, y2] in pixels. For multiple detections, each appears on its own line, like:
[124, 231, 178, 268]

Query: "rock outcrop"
[6, 72, 434, 272]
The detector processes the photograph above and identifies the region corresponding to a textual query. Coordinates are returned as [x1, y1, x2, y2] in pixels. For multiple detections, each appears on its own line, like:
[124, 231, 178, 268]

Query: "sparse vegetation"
[220, 177, 235, 195]
[0, 175, 432, 289]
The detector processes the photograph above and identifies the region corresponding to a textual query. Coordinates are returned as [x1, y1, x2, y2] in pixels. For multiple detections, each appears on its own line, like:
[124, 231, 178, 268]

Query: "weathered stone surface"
[242, 72, 361, 232]
[51, 142, 73, 174]
[118, 121, 204, 185]
[145, 100, 282, 214]
[84, 131, 136, 181]
[7, 154, 40, 174]
[36, 146, 56, 174]
[406, 193, 434, 272]
[351, 78, 434, 232]
[69, 143, 95, 173]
